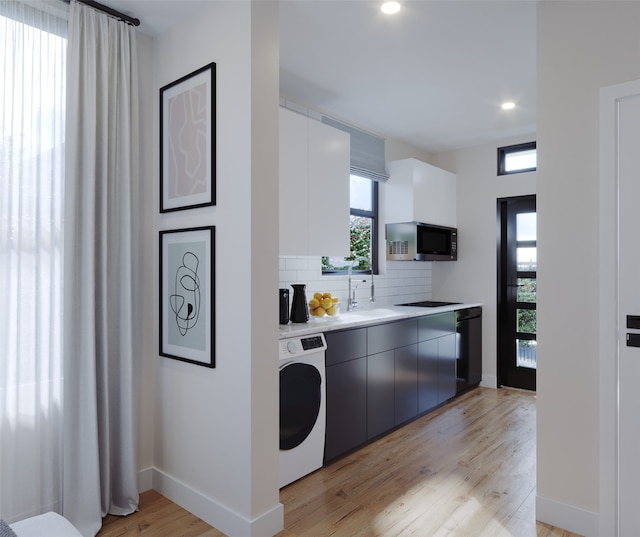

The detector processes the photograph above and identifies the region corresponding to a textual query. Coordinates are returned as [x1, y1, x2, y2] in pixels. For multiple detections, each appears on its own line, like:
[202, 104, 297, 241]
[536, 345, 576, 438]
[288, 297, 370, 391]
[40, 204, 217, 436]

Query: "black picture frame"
[160, 62, 216, 212]
[159, 226, 215, 368]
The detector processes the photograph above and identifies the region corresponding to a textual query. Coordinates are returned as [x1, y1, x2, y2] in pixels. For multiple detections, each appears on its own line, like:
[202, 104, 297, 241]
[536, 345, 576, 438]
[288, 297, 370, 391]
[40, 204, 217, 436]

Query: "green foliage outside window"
[517, 278, 536, 349]
[322, 216, 371, 272]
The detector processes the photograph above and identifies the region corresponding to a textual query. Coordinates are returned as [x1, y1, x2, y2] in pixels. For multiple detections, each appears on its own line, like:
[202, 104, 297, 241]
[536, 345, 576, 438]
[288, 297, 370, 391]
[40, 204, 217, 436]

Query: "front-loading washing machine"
[279, 333, 326, 488]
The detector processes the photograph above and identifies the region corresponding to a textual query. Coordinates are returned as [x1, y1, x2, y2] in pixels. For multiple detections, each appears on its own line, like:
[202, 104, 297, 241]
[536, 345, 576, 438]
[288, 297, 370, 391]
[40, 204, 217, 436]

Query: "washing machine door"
[280, 362, 322, 450]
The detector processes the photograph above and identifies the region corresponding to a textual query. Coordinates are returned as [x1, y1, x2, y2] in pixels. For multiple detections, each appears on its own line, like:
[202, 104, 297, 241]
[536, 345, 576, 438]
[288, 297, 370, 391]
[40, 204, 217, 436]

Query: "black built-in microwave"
[386, 221, 457, 261]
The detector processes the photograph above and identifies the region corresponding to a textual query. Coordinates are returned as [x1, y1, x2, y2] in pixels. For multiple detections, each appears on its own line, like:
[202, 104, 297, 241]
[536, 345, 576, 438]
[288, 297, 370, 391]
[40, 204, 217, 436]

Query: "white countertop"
[278, 303, 482, 339]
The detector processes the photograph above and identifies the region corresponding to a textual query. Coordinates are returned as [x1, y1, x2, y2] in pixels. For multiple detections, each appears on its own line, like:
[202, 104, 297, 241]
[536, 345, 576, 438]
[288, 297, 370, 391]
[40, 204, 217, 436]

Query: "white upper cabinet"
[384, 158, 456, 228]
[279, 107, 350, 256]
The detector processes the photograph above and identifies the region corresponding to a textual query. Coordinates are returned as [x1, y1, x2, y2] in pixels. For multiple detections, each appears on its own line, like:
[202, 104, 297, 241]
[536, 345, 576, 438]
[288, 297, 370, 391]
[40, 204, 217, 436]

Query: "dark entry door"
[497, 195, 537, 391]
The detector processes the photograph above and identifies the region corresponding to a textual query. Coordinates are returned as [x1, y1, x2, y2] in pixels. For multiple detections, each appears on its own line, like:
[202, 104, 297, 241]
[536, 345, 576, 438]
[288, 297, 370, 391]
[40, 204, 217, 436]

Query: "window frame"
[497, 141, 537, 176]
[322, 176, 379, 275]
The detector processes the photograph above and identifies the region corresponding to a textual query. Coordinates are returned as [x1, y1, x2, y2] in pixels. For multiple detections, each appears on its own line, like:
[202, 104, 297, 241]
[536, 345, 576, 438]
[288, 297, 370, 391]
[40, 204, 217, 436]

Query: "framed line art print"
[160, 226, 215, 368]
[160, 62, 216, 212]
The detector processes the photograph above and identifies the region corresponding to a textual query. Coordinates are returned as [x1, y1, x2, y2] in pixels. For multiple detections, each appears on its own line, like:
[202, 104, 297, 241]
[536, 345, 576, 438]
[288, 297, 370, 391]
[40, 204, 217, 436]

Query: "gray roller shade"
[321, 116, 390, 182]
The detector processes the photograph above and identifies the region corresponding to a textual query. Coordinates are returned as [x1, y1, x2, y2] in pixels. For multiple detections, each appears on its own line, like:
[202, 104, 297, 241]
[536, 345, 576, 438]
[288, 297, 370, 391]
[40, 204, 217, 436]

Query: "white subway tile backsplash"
[278, 256, 434, 308]
[282, 256, 316, 270]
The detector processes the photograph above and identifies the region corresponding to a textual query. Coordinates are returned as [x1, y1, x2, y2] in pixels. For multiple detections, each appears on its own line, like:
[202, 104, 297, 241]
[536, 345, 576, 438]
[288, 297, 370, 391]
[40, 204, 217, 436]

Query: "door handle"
[627, 333, 640, 347]
[627, 315, 640, 329]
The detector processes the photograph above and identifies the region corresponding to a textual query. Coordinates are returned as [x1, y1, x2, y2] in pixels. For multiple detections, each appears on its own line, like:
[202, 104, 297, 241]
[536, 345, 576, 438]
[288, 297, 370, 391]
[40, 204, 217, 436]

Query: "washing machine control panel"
[279, 333, 327, 359]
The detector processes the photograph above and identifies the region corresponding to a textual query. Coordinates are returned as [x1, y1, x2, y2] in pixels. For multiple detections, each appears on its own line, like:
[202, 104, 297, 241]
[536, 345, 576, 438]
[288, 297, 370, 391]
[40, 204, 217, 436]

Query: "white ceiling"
[107, 0, 536, 154]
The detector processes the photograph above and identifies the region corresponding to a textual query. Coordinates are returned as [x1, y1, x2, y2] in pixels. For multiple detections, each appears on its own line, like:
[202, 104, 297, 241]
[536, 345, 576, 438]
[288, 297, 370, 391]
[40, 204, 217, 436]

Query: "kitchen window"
[322, 174, 378, 274]
[498, 141, 537, 175]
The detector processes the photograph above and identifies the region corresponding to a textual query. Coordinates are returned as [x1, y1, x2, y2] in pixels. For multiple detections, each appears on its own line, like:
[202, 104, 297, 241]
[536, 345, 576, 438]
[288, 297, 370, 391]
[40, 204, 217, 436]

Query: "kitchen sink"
[395, 301, 461, 307]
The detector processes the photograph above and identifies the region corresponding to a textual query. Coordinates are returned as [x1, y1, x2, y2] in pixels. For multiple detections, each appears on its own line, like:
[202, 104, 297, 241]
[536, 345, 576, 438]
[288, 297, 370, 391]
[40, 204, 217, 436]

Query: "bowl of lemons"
[308, 292, 340, 320]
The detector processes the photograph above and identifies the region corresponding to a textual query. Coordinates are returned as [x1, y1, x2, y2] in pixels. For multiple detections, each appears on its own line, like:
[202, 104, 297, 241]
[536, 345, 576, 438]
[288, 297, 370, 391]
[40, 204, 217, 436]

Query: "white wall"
[135, 29, 155, 481]
[429, 136, 536, 388]
[141, 3, 282, 535]
[536, 2, 640, 535]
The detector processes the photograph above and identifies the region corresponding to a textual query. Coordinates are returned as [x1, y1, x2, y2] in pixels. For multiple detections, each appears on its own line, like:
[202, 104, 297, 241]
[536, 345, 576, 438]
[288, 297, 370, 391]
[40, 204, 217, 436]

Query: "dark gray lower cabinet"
[437, 333, 457, 403]
[324, 313, 461, 463]
[368, 343, 419, 439]
[367, 350, 395, 439]
[324, 328, 367, 462]
[418, 338, 438, 413]
[418, 313, 457, 412]
[394, 343, 418, 425]
[325, 356, 367, 461]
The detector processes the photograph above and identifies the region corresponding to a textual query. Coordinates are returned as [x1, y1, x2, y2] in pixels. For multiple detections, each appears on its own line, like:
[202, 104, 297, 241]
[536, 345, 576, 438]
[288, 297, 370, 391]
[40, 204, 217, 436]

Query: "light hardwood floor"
[98, 387, 581, 537]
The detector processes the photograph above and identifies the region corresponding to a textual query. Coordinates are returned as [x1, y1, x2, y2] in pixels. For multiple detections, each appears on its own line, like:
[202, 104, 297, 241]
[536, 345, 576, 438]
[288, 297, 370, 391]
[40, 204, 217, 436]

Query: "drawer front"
[418, 312, 456, 341]
[325, 327, 367, 366]
[367, 318, 417, 355]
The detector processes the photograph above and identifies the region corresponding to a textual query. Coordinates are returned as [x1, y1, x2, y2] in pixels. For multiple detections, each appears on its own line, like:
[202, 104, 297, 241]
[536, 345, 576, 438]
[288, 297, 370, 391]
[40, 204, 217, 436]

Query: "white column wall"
[136, 2, 282, 535]
[536, 2, 640, 534]
[135, 30, 156, 481]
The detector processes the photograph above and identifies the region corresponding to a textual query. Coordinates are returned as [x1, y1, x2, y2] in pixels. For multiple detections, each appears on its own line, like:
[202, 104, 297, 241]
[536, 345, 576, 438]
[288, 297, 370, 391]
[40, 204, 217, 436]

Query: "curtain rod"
[62, 0, 140, 27]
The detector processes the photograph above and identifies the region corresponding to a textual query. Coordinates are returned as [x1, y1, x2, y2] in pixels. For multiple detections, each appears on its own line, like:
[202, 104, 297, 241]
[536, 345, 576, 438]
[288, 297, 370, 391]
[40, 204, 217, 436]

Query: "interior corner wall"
[536, 2, 640, 535]
[249, 0, 281, 527]
[429, 136, 536, 389]
[134, 28, 156, 487]
[143, 2, 282, 535]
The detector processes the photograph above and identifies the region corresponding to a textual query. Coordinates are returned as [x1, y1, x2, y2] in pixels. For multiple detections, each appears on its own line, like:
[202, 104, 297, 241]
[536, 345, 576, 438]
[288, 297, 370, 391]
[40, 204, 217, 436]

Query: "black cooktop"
[396, 300, 461, 307]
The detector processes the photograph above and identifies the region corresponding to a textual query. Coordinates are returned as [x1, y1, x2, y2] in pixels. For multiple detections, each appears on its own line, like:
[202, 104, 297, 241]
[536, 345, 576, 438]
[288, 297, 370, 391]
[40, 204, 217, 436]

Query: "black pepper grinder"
[289, 284, 309, 323]
[279, 288, 290, 324]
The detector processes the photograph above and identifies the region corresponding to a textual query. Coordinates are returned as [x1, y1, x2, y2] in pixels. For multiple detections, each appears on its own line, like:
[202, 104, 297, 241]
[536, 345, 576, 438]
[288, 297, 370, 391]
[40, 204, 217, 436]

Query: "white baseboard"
[536, 494, 599, 537]
[480, 374, 497, 389]
[138, 467, 283, 537]
[137, 466, 153, 493]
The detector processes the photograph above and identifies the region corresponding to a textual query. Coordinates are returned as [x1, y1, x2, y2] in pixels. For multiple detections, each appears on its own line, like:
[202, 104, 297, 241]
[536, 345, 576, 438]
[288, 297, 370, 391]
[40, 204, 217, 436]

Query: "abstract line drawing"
[169, 252, 201, 336]
[167, 83, 207, 198]
[160, 62, 216, 212]
[160, 226, 215, 368]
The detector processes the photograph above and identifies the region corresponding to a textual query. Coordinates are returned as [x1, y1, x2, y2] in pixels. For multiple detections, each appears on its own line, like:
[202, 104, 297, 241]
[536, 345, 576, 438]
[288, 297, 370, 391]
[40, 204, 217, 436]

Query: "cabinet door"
[418, 339, 439, 413]
[385, 158, 456, 227]
[325, 357, 367, 462]
[438, 333, 457, 404]
[413, 162, 456, 227]
[307, 118, 350, 256]
[279, 108, 309, 255]
[395, 344, 418, 425]
[367, 350, 395, 439]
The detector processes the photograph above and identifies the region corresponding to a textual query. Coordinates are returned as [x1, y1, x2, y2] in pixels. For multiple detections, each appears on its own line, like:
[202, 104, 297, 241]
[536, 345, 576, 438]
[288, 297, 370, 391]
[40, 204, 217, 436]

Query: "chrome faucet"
[370, 270, 375, 303]
[348, 257, 374, 311]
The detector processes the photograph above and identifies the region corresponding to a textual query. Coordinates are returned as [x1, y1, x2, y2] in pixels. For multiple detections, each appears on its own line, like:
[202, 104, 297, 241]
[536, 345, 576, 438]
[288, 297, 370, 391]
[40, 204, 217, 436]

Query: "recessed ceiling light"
[381, 1, 401, 15]
[501, 102, 516, 110]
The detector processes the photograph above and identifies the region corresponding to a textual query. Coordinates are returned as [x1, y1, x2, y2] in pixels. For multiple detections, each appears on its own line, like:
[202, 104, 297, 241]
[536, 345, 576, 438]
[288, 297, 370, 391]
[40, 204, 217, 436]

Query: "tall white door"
[600, 79, 640, 536]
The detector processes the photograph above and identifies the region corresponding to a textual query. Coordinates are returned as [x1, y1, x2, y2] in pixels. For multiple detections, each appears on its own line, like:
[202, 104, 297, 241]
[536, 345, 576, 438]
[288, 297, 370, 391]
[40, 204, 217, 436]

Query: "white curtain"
[63, 2, 139, 535]
[0, 0, 67, 523]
